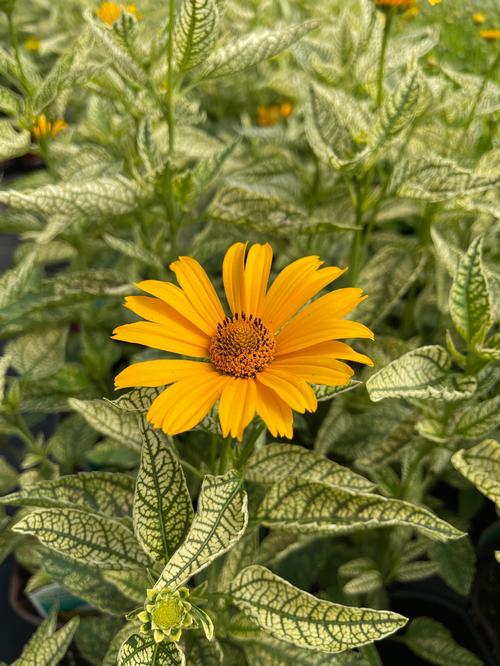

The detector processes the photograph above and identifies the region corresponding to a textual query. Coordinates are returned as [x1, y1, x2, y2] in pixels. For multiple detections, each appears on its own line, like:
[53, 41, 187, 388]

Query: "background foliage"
[0, 0, 498, 664]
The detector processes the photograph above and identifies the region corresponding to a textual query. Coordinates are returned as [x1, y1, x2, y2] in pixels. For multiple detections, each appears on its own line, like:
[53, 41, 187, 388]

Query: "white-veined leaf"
[230, 565, 407, 652]
[257, 479, 464, 542]
[13, 615, 79, 666]
[246, 443, 373, 493]
[343, 570, 383, 595]
[185, 635, 223, 666]
[103, 625, 138, 666]
[174, 0, 218, 71]
[447, 396, 500, 440]
[0, 176, 142, 218]
[75, 617, 124, 666]
[104, 569, 150, 604]
[104, 234, 164, 271]
[69, 398, 142, 450]
[0, 471, 134, 517]
[0, 84, 23, 115]
[13, 508, 152, 570]
[109, 386, 163, 412]
[449, 236, 492, 345]
[201, 21, 319, 78]
[0, 252, 36, 309]
[134, 422, 194, 562]
[366, 346, 476, 402]
[155, 471, 247, 591]
[428, 537, 476, 596]
[118, 634, 185, 665]
[451, 439, 500, 508]
[0, 457, 17, 494]
[312, 382, 362, 402]
[0, 121, 30, 161]
[401, 618, 481, 666]
[395, 561, 440, 582]
[6, 327, 67, 380]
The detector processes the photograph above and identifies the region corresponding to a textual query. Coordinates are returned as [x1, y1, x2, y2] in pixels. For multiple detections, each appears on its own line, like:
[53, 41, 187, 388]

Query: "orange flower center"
[209, 313, 276, 378]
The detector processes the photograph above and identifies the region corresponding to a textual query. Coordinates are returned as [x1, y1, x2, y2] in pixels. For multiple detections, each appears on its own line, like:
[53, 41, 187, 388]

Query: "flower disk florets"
[209, 313, 276, 378]
[138, 587, 193, 644]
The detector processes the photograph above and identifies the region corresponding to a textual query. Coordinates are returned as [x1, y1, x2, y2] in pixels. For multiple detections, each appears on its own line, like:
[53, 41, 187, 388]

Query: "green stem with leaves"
[376, 9, 393, 108]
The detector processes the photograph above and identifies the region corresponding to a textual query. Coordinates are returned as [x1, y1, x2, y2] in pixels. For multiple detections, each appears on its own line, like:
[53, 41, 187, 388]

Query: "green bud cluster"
[138, 587, 193, 644]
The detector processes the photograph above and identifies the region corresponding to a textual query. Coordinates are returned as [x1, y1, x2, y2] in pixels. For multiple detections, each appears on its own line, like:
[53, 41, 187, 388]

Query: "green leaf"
[246, 443, 373, 493]
[428, 537, 476, 596]
[69, 398, 143, 450]
[0, 252, 36, 309]
[0, 84, 23, 115]
[312, 382, 362, 402]
[356, 414, 416, 468]
[13, 508, 152, 570]
[13, 616, 79, 666]
[230, 565, 407, 652]
[257, 479, 464, 542]
[103, 625, 138, 666]
[201, 21, 319, 78]
[0, 457, 18, 494]
[447, 396, 500, 440]
[451, 439, 500, 508]
[134, 423, 194, 563]
[104, 234, 164, 271]
[0, 471, 135, 517]
[395, 560, 440, 582]
[366, 346, 476, 402]
[0, 176, 141, 218]
[449, 236, 492, 345]
[0, 121, 30, 161]
[75, 617, 124, 666]
[155, 471, 247, 591]
[32, 51, 73, 114]
[343, 570, 383, 595]
[185, 635, 223, 665]
[401, 617, 482, 666]
[109, 386, 163, 412]
[118, 634, 185, 665]
[6, 327, 67, 380]
[104, 569, 150, 604]
[40, 549, 134, 615]
[174, 0, 219, 71]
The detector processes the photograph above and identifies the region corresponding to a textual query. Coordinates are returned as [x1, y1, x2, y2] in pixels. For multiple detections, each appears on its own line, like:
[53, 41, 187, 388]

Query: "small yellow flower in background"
[113, 243, 373, 441]
[31, 115, 68, 141]
[428, 0, 442, 5]
[96, 1, 139, 25]
[479, 28, 500, 41]
[24, 36, 40, 52]
[473, 12, 487, 24]
[403, 5, 420, 19]
[257, 102, 293, 126]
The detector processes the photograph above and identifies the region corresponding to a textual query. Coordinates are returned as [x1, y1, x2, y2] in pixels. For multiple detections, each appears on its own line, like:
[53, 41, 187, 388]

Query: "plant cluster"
[0, 0, 498, 664]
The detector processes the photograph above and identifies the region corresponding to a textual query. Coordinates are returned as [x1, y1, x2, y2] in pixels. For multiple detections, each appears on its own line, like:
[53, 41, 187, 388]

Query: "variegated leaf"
[104, 569, 151, 604]
[428, 537, 476, 596]
[13, 615, 79, 666]
[447, 396, 500, 440]
[75, 617, 124, 666]
[174, 0, 219, 71]
[230, 565, 407, 652]
[134, 422, 193, 562]
[69, 398, 142, 450]
[0, 471, 135, 517]
[402, 618, 481, 666]
[155, 471, 247, 591]
[6, 327, 67, 380]
[451, 439, 500, 508]
[185, 635, 223, 665]
[257, 479, 464, 542]
[118, 634, 185, 665]
[245, 443, 373, 493]
[13, 508, 152, 570]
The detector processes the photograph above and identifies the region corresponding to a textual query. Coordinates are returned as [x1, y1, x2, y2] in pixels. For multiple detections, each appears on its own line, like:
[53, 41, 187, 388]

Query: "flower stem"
[348, 177, 364, 286]
[376, 10, 393, 108]
[166, 0, 175, 156]
[236, 424, 264, 472]
[7, 11, 31, 94]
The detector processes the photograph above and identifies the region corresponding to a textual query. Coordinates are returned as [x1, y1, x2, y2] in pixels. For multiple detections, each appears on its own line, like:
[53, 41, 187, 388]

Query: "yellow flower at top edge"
[257, 102, 293, 127]
[96, 1, 139, 25]
[428, 0, 442, 5]
[375, 0, 416, 7]
[473, 13, 487, 24]
[112, 243, 374, 441]
[480, 28, 500, 41]
[31, 114, 68, 141]
[24, 36, 40, 52]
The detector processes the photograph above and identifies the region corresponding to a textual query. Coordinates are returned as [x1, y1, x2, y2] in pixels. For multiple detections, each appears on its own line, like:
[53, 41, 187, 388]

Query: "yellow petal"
[112, 321, 209, 358]
[218, 377, 256, 441]
[136, 280, 215, 336]
[223, 242, 247, 315]
[147, 372, 229, 435]
[115, 359, 213, 389]
[257, 368, 317, 413]
[244, 243, 273, 317]
[278, 340, 374, 366]
[270, 358, 352, 386]
[276, 317, 374, 356]
[255, 382, 293, 439]
[170, 256, 225, 330]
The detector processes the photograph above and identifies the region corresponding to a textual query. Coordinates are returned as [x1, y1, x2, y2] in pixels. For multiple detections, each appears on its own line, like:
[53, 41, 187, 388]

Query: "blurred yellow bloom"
[403, 5, 420, 19]
[257, 102, 293, 126]
[428, 0, 441, 5]
[96, 1, 139, 25]
[24, 36, 40, 52]
[480, 28, 500, 41]
[473, 13, 487, 24]
[113, 243, 373, 441]
[31, 115, 67, 141]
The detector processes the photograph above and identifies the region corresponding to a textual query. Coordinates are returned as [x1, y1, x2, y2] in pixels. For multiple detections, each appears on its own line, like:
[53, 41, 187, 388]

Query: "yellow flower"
[473, 13, 487, 24]
[113, 243, 373, 441]
[31, 115, 67, 141]
[257, 102, 293, 126]
[96, 1, 139, 25]
[24, 36, 40, 52]
[403, 5, 420, 18]
[480, 28, 500, 41]
[428, 0, 441, 5]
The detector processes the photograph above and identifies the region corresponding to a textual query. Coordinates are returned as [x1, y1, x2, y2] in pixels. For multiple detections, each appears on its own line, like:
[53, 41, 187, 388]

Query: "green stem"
[218, 437, 232, 474]
[236, 424, 264, 472]
[376, 10, 393, 108]
[348, 177, 364, 286]
[7, 11, 31, 94]
[180, 459, 204, 479]
[166, 0, 175, 156]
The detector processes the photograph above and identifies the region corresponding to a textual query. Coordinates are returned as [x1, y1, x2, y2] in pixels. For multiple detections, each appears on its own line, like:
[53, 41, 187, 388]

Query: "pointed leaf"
[246, 443, 373, 493]
[428, 537, 476, 596]
[230, 565, 407, 652]
[118, 634, 185, 665]
[13, 617, 79, 666]
[0, 121, 30, 161]
[155, 471, 247, 591]
[402, 618, 481, 666]
[69, 398, 142, 450]
[447, 396, 500, 440]
[257, 479, 464, 542]
[75, 617, 124, 666]
[174, 0, 219, 71]
[185, 635, 223, 665]
[134, 423, 194, 562]
[13, 508, 152, 570]
[451, 439, 500, 508]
